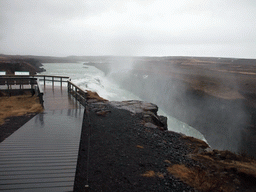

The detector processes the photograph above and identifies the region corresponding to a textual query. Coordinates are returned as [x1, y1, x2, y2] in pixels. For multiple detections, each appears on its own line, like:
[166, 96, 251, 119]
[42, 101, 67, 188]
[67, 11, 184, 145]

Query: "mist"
[88, 56, 255, 156]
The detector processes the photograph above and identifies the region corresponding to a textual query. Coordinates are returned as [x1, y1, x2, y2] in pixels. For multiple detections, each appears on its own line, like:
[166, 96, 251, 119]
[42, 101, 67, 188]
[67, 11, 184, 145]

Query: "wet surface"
[42, 85, 81, 110]
[0, 86, 84, 191]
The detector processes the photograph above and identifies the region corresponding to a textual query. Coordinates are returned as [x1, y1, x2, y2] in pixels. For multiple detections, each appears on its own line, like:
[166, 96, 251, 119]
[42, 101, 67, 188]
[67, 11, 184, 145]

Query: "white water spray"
[40, 62, 207, 142]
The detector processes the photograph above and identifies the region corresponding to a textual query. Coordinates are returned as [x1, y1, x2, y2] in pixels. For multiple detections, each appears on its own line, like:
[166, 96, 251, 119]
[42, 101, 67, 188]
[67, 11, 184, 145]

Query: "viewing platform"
[0, 76, 86, 191]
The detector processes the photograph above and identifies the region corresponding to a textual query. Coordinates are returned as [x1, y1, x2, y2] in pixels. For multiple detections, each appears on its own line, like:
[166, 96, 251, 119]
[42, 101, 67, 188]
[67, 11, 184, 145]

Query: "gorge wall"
[88, 56, 256, 157]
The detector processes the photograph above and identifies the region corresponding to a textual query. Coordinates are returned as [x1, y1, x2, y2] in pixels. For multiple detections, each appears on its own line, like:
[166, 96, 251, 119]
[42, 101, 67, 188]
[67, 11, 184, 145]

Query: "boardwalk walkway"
[0, 86, 84, 191]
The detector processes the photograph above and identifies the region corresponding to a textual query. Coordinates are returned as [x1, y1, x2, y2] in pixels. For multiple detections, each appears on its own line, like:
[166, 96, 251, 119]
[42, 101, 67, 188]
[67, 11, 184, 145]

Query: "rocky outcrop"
[86, 94, 168, 131]
[110, 100, 167, 130]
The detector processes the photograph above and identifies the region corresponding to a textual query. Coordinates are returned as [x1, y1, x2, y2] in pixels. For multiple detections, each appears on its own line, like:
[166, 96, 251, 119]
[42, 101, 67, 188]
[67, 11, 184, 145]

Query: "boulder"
[110, 100, 167, 130]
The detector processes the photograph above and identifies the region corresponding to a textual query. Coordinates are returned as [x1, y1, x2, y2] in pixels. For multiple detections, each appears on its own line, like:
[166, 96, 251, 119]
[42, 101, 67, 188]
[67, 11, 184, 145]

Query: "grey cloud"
[0, 0, 255, 58]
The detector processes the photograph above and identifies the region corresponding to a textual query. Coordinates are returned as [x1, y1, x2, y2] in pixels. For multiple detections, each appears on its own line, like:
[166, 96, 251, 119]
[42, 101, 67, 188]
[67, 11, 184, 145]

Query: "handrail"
[0, 74, 70, 79]
[0, 77, 37, 88]
[35, 75, 70, 87]
[0, 75, 88, 107]
[35, 75, 70, 79]
[0, 76, 38, 97]
[36, 78, 44, 107]
[0, 77, 37, 80]
[0, 74, 70, 91]
[67, 81, 87, 106]
[68, 81, 84, 91]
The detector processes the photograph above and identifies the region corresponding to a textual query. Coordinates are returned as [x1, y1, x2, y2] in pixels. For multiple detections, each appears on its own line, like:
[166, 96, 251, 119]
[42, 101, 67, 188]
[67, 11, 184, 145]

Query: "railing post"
[60, 77, 62, 88]
[66, 81, 87, 107]
[30, 78, 33, 90]
[7, 79, 10, 96]
[44, 76, 46, 86]
[75, 87, 77, 100]
[52, 77, 54, 87]
[36, 78, 44, 108]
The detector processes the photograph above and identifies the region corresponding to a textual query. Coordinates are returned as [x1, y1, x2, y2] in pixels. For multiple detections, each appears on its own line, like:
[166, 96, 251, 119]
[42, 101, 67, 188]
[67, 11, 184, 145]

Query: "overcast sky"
[0, 0, 255, 58]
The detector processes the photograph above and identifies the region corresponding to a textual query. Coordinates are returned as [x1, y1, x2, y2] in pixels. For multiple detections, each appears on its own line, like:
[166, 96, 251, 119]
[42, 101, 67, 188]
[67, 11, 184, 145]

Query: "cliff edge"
[74, 92, 256, 192]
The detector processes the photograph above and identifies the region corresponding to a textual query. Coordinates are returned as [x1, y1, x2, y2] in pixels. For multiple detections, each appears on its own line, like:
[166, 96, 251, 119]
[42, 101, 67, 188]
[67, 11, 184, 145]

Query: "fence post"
[30, 78, 33, 90]
[7, 79, 10, 96]
[75, 87, 77, 100]
[44, 76, 46, 86]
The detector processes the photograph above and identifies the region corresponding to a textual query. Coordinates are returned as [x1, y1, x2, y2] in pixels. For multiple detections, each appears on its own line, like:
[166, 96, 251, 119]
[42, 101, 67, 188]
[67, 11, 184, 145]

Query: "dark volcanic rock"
[110, 100, 167, 130]
[74, 102, 196, 192]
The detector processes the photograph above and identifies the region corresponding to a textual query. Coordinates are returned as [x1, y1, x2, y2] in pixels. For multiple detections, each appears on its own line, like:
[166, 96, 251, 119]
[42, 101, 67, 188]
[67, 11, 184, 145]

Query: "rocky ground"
[74, 94, 256, 192]
[74, 100, 196, 192]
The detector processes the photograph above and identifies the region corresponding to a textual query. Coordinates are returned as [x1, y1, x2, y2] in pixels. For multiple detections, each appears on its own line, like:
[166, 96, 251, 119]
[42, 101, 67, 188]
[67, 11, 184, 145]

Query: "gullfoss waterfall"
[39, 62, 207, 142]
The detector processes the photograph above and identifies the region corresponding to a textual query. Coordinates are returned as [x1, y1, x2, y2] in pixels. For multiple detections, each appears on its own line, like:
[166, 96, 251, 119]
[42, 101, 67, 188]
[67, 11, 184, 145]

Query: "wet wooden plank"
[0, 86, 84, 191]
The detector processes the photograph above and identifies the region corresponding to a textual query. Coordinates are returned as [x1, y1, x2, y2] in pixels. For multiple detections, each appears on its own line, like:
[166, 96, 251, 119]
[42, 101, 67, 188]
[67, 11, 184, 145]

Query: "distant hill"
[0, 55, 45, 75]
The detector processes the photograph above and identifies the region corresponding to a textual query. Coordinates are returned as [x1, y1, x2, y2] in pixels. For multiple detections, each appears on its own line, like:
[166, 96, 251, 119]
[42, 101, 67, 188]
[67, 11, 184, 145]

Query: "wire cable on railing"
[84, 101, 91, 190]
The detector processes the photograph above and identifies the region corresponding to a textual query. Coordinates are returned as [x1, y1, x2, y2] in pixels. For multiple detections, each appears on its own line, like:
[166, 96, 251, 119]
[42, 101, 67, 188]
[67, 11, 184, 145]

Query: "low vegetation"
[141, 170, 164, 179]
[0, 95, 44, 125]
[165, 136, 256, 192]
[86, 90, 108, 102]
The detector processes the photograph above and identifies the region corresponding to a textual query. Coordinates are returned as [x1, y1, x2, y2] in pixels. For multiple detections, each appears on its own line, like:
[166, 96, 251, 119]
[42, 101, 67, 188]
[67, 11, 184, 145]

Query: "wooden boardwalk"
[0, 86, 84, 191]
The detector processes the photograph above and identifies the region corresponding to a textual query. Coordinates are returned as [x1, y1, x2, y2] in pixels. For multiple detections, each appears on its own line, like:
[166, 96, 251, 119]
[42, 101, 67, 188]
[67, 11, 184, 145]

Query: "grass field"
[0, 95, 44, 125]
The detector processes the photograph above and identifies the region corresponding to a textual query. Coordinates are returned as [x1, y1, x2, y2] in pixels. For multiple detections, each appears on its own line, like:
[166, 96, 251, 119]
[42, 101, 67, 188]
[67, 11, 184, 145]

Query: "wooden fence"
[67, 81, 87, 106]
[35, 75, 70, 87]
[0, 75, 87, 107]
